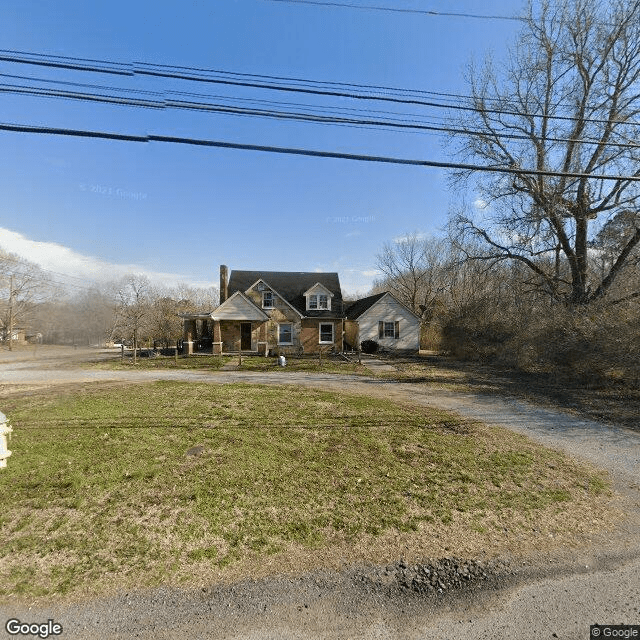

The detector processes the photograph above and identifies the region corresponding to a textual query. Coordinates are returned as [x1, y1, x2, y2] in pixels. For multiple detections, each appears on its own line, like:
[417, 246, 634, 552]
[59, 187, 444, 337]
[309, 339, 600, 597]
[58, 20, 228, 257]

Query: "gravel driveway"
[2, 351, 639, 639]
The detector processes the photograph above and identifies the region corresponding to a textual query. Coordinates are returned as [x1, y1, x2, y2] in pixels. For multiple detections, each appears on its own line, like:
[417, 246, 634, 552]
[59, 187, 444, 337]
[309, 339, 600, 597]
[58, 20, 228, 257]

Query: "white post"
[0, 412, 12, 469]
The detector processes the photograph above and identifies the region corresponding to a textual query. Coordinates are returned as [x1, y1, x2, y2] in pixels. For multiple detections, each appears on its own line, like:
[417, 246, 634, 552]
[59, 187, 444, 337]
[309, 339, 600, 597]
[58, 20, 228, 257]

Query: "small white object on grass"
[0, 412, 12, 469]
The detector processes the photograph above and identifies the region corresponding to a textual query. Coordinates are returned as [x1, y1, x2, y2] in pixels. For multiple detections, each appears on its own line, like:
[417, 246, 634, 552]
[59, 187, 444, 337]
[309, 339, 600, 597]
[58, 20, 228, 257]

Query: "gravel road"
[2, 350, 639, 639]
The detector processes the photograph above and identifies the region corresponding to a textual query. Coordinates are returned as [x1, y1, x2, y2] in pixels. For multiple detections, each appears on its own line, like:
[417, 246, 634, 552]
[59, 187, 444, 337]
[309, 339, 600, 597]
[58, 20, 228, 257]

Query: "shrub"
[360, 339, 379, 354]
[441, 296, 640, 387]
[440, 300, 515, 362]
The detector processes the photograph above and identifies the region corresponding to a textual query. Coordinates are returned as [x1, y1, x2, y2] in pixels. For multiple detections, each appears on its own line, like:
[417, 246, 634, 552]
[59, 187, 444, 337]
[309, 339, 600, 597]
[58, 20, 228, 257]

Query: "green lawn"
[88, 353, 368, 375]
[0, 381, 610, 598]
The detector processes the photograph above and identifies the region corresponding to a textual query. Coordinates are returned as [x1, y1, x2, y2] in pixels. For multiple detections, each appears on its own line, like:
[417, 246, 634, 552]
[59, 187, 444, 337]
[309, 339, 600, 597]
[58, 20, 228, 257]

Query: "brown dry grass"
[382, 354, 640, 432]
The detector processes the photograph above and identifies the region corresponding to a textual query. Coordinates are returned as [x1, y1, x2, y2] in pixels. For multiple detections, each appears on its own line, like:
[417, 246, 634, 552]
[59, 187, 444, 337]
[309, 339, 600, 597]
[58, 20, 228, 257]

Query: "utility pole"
[8, 274, 14, 352]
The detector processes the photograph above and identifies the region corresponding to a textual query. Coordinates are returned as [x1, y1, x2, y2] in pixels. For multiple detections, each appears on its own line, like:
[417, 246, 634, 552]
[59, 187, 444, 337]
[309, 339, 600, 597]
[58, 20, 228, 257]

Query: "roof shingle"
[227, 270, 344, 317]
[344, 292, 387, 319]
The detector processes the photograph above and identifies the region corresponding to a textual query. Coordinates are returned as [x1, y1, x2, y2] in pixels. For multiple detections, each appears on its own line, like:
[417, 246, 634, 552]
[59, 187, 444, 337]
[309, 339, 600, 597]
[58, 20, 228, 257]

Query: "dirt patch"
[0, 380, 132, 405]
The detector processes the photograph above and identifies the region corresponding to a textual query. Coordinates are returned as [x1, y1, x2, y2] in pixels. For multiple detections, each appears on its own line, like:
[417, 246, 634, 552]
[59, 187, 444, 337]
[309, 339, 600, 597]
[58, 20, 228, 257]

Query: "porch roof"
[210, 291, 269, 322]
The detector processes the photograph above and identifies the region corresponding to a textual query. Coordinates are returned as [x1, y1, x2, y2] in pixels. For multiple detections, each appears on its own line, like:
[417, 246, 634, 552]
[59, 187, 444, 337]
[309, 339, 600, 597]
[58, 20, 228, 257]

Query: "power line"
[259, 0, 523, 21]
[2, 49, 639, 128]
[259, 0, 627, 28]
[4, 80, 640, 151]
[0, 69, 476, 111]
[0, 253, 89, 283]
[0, 50, 473, 102]
[2, 121, 639, 181]
[0, 255, 104, 292]
[0, 52, 617, 115]
[1, 272, 97, 293]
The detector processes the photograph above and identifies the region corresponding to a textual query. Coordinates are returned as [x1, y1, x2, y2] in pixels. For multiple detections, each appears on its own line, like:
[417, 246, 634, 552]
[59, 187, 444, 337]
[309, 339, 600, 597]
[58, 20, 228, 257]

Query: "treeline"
[371, 0, 640, 388]
[0, 250, 218, 349]
[373, 231, 640, 386]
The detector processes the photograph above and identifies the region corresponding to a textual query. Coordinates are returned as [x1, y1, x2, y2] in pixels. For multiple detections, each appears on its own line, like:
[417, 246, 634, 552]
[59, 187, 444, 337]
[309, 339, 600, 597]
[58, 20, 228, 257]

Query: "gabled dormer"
[226, 270, 342, 317]
[304, 282, 334, 312]
[244, 278, 304, 317]
[246, 279, 277, 309]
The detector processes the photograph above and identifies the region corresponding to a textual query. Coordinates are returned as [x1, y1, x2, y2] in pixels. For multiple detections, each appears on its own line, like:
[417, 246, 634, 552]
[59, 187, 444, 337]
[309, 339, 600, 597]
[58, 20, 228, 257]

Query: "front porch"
[181, 316, 270, 356]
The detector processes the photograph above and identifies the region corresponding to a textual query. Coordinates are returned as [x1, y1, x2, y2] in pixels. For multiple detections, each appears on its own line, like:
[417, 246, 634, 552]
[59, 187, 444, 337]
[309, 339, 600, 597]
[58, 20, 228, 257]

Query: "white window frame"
[379, 320, 400, 340]
[319, 322, 334, 344]
[262, 291, 274, 309]
[278, 323, 293, 345]
[306, 290, 331, 311]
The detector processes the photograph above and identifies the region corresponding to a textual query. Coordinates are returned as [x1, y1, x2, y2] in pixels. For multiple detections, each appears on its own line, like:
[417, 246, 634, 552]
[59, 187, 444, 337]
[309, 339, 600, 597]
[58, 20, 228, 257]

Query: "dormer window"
[262, 291, 274, 308]
[306, 290, 331, 311]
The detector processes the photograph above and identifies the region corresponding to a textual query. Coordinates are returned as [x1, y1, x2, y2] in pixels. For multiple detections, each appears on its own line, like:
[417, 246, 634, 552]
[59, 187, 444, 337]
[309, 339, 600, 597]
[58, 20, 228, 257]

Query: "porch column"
[257, 322, 268, 356]
[183, 319, 196, 355]
[212, 320, 222, 355]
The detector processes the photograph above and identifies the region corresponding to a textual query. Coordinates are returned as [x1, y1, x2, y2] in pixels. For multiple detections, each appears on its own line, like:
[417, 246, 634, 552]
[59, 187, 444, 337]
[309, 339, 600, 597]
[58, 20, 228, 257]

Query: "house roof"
[345, 291, 423, 321]
[210, 291, 269, 321]
[228, 270, 344, 318]
[344, 292, 387, 319]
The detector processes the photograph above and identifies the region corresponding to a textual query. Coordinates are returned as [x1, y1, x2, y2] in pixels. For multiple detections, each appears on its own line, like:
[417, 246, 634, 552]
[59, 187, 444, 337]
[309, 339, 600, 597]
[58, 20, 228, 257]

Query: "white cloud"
[474, 198, 489, 210]
[336, 268, 381, 297]
[392, 232, 429, 244]
[0, 228, 215, 289]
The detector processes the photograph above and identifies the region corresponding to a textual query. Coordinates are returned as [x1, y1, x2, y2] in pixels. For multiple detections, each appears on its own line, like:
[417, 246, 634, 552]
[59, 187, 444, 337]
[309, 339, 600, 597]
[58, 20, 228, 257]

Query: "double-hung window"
[319, 323, 334, 344]
[308, 293, 330, 311]
[378, 321, 400, 339]
[278, 323, 293, 344]
[262, 291, 274, 308]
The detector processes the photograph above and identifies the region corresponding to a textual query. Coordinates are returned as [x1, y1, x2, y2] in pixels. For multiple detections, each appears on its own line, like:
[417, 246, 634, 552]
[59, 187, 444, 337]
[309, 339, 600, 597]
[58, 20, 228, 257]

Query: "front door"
[240, 323, 252, 350]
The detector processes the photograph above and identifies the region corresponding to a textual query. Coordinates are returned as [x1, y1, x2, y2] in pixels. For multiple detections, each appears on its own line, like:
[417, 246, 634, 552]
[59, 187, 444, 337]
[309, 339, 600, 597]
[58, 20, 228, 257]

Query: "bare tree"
[375, 233, 451, 317]
[0, 250, 56, 349]
[173, 283, 219, 313]
[450, 0, 640, 306]
[32, 288, 117, 346]
[114, 275, 152, 363]
[147, 283, 219, 349]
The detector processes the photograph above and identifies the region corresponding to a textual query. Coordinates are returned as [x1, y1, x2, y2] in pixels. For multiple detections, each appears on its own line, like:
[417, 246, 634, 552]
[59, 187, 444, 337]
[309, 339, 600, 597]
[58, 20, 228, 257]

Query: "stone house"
[180, 266, 422, 355]
[181, 267, 345, 355]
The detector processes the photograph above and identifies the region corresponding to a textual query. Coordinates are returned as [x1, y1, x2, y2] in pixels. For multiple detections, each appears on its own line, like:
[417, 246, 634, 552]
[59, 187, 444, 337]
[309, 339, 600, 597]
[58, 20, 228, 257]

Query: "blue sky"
[0, 0, 524, 295]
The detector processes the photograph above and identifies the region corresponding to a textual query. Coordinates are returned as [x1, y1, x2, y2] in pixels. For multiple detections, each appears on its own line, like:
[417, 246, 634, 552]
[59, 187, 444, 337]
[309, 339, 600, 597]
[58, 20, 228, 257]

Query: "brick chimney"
[220, 265, 229, 303]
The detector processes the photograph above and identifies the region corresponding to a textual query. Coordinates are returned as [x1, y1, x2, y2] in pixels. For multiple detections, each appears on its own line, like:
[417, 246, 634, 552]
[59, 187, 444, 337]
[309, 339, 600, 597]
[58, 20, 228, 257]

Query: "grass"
[0, 381, 613, 599]
[232, 354, 368, 374]
[85, 353, 227, 370]
[88, 353, 369, 375]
